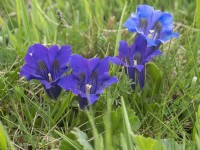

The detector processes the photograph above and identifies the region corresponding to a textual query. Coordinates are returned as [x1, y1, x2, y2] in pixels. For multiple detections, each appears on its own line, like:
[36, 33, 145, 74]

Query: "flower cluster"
[124, 5, 178, 47]
[20, 45, 118, 109]
[110, 35, 162, 89]
[110, 4, 178, 89]
[20, 4, 178, 109]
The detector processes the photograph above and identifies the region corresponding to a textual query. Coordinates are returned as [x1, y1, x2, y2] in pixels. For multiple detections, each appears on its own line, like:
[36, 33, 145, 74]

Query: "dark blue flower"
[124, 5, 178, 47]
[58, 55, 118, 109]
[20, 44, 72, 99]
[110, 35, 161, 89]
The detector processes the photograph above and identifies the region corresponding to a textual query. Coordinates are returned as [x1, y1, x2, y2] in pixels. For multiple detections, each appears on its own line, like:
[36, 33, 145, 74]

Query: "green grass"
[0, 0, 200, 149]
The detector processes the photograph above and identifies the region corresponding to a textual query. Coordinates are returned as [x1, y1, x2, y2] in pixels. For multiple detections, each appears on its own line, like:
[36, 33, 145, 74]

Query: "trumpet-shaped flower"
[20, 44, 72, 99]
[58, 55, 118, 109]
[110, 35, 161, 89]
[124, 4, 178, 47]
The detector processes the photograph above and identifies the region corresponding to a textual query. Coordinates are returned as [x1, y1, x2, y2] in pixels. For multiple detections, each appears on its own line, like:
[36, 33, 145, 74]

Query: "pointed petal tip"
[134, 65, 144, 72]
[109, 57, 121, 66]
[78, 94, 99, 108]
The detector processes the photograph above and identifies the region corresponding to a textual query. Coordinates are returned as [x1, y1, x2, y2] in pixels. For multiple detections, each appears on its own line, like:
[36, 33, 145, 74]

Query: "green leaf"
[121, 97, 134, 150]
[111, 107, 140, 134]
[59, 140, 76, 150]
[0, 122, 7, 150]
[194, 0, 200, 27]
[71, 128, 93, 150]
[114, 2, 127, 56]
[146, 62, 163, 94]
[0, 16, 6, 28]
[193, 105, 200, 149]
[133, 135, 163, 150]
[56, 130, 82, 150]
[161, 139, 181, 150]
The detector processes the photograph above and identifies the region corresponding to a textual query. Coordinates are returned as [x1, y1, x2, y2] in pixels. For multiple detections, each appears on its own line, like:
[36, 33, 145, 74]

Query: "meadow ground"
[0, 0, 200, 149]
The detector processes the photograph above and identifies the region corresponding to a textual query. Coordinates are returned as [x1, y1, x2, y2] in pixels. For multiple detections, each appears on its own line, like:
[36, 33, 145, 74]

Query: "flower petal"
[146, 38, 157, 47]
[40, 80, 52, 89]
[24, 52, 37, 69]
[20, 64, 42, 80]
[69, 54, 89, 78]
[118, 41, 130, 59]
[158, 32, 179, 43]
[136, 5, 154, 20]
[115, 41, 133, 67]
[158, 13, 173, 32]
[132, 34, 148, 64]
[123, 15, 139, 32]
[89, 57, 110, 81]
[96, 75, 118, 94]
[79, 93, 99, 105]
[156, 13, 178, 42]
[48, 45, 72, 69]
[49, 45, 72, 81]
[48, 45, 59, 64]
[58, 74, 81, 95]
[55, 45, 72, 69]
[88, 94, 99, 105]
[28, 44, 50, 70]
[148, 10, 163, 30]
[124, 5, 154, 34]
[136, 5, 154, 34]
[88, 57, 100, 73]
[134, 65, 144, 72]
[109, 56, 121, 66]
[145, 49, 162, 63]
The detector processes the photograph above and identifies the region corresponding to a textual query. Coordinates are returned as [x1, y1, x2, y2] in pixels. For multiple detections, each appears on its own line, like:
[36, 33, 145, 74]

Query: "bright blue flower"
[20, 44, 72, 99]
[58, 55, 118, 109]
[124, 5, 178, 47]
[110, 35, 161, 89]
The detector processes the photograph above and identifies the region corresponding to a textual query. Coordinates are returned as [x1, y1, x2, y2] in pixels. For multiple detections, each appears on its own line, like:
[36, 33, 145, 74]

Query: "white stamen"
[86, 84, 92, 90]
[134, 60, 137, 66]
[86, 84, 92, 94]
[48, 73, 53, 82]
[148, 30, 155, 39]
[149, 30, 154, 33]
[29, 53, 33, 56]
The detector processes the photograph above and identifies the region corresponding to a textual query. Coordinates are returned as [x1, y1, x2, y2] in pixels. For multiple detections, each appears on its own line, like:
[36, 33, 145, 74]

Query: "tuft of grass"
[0, 0, 200, 149]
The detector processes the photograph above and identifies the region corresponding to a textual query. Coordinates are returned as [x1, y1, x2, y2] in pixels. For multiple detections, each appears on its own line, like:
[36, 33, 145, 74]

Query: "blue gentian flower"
[124, 4, 178, 47]
[20, 44, 72, 99]
[110, 35, 161, 89]
[58, 55, 118, 109]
